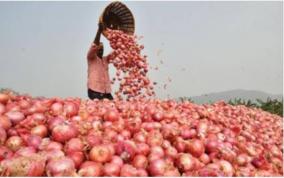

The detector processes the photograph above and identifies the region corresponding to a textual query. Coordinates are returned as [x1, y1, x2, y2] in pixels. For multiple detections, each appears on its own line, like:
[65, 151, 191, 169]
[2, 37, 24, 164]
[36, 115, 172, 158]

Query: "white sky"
[0, 1, 282, 99]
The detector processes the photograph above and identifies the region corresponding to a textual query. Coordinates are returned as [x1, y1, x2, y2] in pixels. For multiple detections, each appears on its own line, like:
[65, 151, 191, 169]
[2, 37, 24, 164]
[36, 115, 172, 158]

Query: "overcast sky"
[0, 1, 282, 99]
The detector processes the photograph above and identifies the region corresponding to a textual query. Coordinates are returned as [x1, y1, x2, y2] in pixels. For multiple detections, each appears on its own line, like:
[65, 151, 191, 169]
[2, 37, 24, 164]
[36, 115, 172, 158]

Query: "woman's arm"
[88, 23, 105, 60]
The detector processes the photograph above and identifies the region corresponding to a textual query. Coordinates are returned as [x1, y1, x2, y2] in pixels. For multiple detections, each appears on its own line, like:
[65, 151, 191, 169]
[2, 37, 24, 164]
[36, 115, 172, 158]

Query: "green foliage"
[228, 98, 283, 116]
[178, 97, 194, 103]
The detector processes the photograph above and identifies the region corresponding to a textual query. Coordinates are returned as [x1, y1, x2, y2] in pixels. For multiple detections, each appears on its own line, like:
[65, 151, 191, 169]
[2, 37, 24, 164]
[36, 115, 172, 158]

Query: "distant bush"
[228, 98, 283, 117]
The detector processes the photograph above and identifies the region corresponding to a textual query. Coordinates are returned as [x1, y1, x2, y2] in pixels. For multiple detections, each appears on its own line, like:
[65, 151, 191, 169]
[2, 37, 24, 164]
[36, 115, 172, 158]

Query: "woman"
[86, 23, 113, 100]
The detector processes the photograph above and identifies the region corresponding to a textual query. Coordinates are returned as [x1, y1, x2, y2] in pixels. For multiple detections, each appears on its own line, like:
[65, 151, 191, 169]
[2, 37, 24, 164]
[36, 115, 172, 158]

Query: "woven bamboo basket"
[99, 1, 135, 35]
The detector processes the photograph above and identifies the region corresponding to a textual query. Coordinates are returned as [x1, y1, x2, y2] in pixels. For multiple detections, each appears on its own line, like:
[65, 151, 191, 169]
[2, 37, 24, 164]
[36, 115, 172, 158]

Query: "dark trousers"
[88, 89, 113, 100]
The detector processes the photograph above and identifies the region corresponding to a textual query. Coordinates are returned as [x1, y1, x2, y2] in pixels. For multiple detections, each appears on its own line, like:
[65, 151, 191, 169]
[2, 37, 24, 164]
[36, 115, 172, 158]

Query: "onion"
[218, 160, 234, 176]
[164, 168, 181, 176]
[52, 123, 78, 143]
[0, 146, 13, 161]
[31, 124, 48, 138]
[0, 115, 12, 130]
[67, 151, 85, 169]
[150, 146, 165, 158]
[5, 136, 24, 152]
[50, 102, 63, 116]
[181, 128, 197, 139]
[48, 117, 65, 130]
[64, 138, 84, 153]
[64, 102, 78, 117]
[26, 135, 42, 149]
[147, 130, 163, 146]
[132, 154, 148, 169]
[120, 164, 138, 177]
[236, 153, 249, 166]
[15, 146, 36, 157]
[43, 149, 65, 161]
[186, 139, 205, 157]
[137, 169, 148, 176]
[46, 141, 63, 150]
[5, 111, 25, 124]
[0, 103, 6, 115]
[176, 153, 196, 172]
[46, 157, 76, 176]
[205, 139, 220, 153]
[149, 159, 171, 176]
[89, 145, 112, 163]
[199, 153, 210, 164]
[103, 163, 121, 176]
[78, 161, 103, 177]
[0, 127, 7, 144]
[104, 109, 119, 121]
[111, 155, 124, 167]
[0, 93, 9, 104]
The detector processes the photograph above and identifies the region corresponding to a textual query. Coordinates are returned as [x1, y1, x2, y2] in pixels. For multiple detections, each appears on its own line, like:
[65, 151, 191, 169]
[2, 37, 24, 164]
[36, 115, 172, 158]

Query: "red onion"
[5, 111, 25, 124]
[103, 163, 121, 176]
[0, 93, 9, 104]
[148, 159, 168, 176]
[52, 122, 78, 143]
[0, 127, 7, 144]
[164, 168, 181, 176]
[48, 117, 65, 130]
[26, 135, 42, 149]
[137, 169, 148, 176]
[111, 155, 124, 167]
[5, 136, 24, 152]
[78, 161, 103, 177]
[104, 109, 119, 121]
[64, 138, 84, 153]
[46, 157, 76, 176]
[67, 151, 85, 169]
[15, 146, 36, 157]
[89, 145, 112, 163]
[0, 116, 11, 130]
[0, 103, 5, 115]
[64, 102, 78, 117]
[0, 146, 13, 161]
[31, 124, 48, 138]
[46, 141, 63, 150]
[132, 154, 148, 169]
[120, 164, 138, 177]
[50, 102, 63, 116]
[176, 153, 196, 172]
[43, 149, 65, 161]
[186, 139, 205, 157]
[218, 160, 234, 176]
